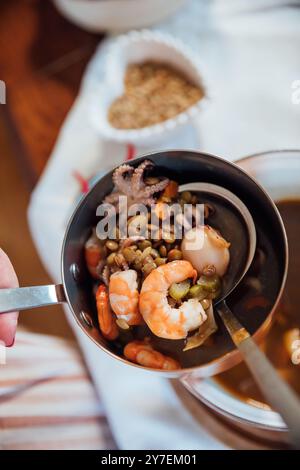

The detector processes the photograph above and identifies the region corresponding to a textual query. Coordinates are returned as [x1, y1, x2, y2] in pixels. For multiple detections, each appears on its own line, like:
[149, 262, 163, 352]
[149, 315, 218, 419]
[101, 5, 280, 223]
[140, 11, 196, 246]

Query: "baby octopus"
[104, 160, 169, 210]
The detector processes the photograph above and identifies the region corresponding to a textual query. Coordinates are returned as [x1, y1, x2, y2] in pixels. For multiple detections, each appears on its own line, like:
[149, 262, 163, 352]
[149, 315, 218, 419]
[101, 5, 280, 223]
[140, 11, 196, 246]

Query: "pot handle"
[0, 285, 66, 314]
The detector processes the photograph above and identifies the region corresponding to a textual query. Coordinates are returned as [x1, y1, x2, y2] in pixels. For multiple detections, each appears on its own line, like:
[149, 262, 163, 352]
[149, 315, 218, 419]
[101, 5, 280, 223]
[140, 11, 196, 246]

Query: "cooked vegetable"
[169, 279, 191, 301]
[188, 284, 207, 301]
[197, 273, 221, 297]
[183, 304, 218, 351]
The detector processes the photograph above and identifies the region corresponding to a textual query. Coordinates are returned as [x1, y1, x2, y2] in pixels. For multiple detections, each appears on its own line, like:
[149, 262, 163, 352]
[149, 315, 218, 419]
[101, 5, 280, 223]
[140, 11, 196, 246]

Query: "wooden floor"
[0, 111, 73, 338]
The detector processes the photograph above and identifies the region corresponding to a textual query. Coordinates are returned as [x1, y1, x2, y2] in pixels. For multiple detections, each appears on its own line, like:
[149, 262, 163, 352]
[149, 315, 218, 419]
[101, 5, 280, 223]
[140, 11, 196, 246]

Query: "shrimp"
[181, 225, 230, 277]
[85, 233, 104, 279]
[96, 285, 119, 340]
[109, 270, 143, 326]
[139, 260, 207, 340]
[124, 340, 180, 370]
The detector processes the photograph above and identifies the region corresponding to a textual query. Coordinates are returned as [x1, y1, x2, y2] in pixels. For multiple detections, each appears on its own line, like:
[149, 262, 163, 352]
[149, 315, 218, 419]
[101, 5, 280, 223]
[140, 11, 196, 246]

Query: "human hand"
[0, 248, 19, 346]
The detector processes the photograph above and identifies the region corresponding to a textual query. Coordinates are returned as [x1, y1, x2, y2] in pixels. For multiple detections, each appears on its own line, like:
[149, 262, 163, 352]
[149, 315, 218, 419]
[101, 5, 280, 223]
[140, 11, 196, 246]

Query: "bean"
[154, 257, 167, 266]
[115, 253, 126, 268]
[153, 240, 162, 249]
[143, 255, 154, 266]
[159, 245, 167, 257]
[150, 248, 159, 259]
[105, 240, 119, 251]
[168, 249, 183, 262]
[165, 243, 173, 252]
[107, 252, 117, 265]
[133, 252, 143, 270]
[138, 240, 152, 251]
[181, 191, 192, 203]
[134, 261, 143, 271]
[123, 247, 137, 263]
[142, 262, 156, 276]
[141, 246, 152, 260]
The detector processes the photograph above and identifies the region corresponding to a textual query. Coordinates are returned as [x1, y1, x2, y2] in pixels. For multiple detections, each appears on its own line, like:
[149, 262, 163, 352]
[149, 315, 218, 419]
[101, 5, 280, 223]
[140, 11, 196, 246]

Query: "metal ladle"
[0, 149, 299, 447]
[181, 182, 300, 449]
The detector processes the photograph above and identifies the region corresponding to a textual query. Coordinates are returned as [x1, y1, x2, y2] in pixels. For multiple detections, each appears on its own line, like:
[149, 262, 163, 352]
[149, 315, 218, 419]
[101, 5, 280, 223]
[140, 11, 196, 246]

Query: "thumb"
[0, 248, 19, 346]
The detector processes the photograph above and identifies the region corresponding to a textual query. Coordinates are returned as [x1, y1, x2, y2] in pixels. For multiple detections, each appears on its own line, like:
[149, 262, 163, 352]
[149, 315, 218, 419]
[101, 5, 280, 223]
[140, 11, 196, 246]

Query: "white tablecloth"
[28, 0, 300, 449]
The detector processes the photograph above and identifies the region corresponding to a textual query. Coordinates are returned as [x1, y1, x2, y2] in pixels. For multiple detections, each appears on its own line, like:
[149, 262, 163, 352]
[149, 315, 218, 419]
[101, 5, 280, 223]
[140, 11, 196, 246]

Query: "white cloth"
[28, 0, 300, 449]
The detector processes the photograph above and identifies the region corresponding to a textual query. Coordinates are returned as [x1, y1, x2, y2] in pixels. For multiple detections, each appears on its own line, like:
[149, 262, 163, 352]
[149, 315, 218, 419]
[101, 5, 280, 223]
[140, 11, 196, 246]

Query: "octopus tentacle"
[139, 197, 156, 206]
[113, 164, 134, 195]
[131, 160, 153, 192]
[142, 178, 169, 198]
[103, 161, 168, 211]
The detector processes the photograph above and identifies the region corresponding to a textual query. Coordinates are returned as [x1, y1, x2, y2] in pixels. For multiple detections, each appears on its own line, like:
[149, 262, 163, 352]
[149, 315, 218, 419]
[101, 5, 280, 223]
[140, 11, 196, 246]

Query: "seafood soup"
[83, 160, 281, 370]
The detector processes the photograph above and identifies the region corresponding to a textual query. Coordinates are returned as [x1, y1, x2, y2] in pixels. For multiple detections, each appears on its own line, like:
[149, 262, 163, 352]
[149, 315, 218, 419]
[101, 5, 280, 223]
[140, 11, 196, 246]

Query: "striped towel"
[0, 331, 116, 450]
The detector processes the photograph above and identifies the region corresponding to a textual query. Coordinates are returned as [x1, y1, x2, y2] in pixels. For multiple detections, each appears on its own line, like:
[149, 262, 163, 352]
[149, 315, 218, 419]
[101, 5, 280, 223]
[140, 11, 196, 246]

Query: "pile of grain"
[108, 62, 204, 129]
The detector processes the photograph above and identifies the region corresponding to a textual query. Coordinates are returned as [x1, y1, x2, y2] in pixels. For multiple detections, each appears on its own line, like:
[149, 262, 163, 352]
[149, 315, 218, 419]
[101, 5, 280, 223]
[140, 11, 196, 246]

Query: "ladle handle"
[0, 285, 66, 314]
[218, 302, 300, 449]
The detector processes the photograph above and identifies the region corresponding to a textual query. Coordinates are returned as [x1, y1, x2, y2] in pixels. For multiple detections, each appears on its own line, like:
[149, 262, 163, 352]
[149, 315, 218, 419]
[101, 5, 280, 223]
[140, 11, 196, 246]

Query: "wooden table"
[0, 0, 103, 188]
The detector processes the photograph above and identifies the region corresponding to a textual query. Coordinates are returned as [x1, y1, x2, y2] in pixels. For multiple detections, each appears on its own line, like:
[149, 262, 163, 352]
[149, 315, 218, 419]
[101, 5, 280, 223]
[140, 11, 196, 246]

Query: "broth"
[216, 199, 300, 406]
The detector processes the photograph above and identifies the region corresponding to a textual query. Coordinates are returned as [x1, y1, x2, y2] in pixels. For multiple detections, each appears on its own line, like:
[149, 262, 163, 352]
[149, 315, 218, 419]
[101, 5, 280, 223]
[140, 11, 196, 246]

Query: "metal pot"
[0, 150, 288, 378]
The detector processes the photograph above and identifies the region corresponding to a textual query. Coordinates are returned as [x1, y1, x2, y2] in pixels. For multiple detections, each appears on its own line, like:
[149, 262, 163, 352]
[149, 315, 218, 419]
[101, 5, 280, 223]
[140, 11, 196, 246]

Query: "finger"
[0, 248, 19, 346]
